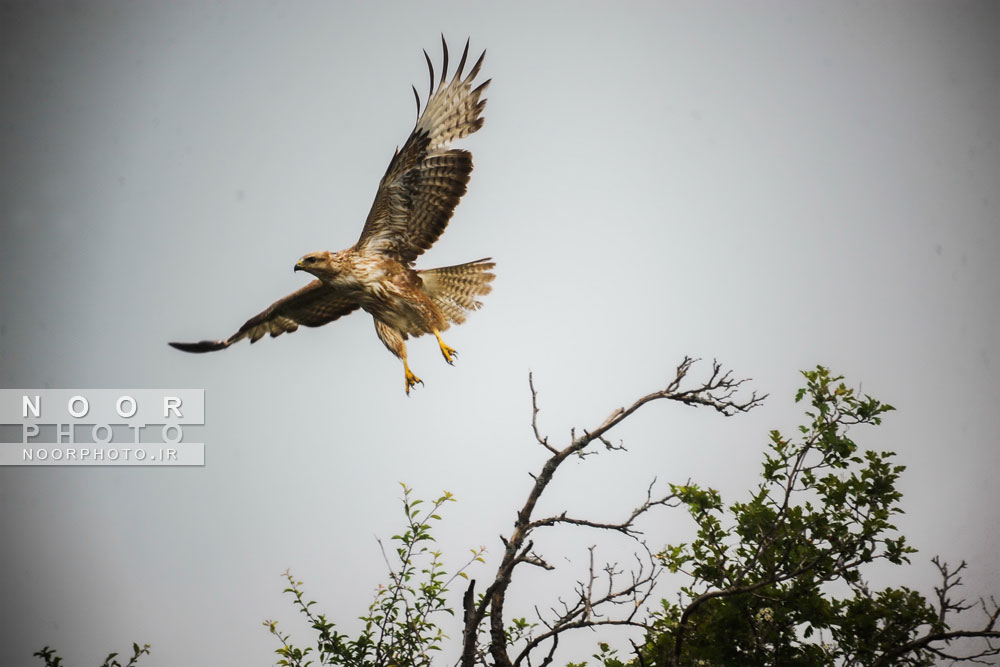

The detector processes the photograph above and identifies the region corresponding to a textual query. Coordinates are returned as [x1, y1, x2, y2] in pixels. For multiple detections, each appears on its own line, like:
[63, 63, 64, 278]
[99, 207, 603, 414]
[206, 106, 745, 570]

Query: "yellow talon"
[404, 362, 423, 395]
[433, 329, 458, 365]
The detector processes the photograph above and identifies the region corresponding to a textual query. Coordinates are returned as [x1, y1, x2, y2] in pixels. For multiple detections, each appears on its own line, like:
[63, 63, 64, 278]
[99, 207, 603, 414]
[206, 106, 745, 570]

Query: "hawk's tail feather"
[420, 258, 495, 326]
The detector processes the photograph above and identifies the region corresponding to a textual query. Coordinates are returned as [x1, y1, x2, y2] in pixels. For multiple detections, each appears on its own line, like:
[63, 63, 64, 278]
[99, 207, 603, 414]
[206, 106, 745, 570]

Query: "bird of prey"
[170, 38, 494, 394]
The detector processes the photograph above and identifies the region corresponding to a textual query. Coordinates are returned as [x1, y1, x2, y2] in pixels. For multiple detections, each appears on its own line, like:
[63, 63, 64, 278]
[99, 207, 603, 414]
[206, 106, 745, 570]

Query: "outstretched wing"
[356, 37, 489, 265]
[169, 281, 360, 353]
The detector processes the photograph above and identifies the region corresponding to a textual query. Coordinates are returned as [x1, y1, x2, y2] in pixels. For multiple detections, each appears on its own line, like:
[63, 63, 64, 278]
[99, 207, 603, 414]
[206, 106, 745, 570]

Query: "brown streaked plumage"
[169, 37, 494, 394]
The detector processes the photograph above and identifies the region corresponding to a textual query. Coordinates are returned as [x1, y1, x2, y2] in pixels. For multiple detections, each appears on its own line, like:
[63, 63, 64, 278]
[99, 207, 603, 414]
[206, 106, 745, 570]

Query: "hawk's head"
[294, 251, 336, 278]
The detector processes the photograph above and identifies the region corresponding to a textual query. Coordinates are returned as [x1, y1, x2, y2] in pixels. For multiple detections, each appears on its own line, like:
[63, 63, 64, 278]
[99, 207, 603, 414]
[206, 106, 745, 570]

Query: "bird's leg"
[373, 319, 423, 395]
[404, 357, 423, 395]
[433, 329, 458, 365]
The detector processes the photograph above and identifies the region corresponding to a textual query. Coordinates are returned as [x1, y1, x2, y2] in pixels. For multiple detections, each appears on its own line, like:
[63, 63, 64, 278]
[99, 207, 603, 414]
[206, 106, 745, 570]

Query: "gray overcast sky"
[1, 1, 997, 665]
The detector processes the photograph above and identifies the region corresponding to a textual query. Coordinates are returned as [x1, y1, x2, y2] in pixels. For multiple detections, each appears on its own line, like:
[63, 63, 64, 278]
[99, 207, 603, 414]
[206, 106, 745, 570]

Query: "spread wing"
[356, 37, 489, 265]
[169, 281, 360, 353]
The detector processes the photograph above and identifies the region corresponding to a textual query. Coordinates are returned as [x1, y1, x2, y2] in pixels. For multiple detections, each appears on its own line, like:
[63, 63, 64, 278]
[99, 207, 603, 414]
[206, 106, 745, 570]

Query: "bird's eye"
[304, 257, 315, 263]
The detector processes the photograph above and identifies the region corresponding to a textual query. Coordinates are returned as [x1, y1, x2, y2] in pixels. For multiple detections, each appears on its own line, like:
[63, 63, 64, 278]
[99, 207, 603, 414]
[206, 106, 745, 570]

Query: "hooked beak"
[294, 260, 304, 272]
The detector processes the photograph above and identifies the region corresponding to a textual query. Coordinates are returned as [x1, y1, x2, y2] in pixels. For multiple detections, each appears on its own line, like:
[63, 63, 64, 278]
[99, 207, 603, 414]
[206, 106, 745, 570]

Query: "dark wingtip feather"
[169, 340, 230, 353]
[411, 84, 421, 116]
[454, 38, 470, 82]
[466, 49, 486, 83]
[473, 79, 491, 97]
[423, 48, 434, 100]
[439, 34, 449, 87]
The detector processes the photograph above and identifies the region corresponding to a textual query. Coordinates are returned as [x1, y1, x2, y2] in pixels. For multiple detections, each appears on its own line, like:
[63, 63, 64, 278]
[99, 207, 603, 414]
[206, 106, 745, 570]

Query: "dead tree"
[458, 357, 765, 667]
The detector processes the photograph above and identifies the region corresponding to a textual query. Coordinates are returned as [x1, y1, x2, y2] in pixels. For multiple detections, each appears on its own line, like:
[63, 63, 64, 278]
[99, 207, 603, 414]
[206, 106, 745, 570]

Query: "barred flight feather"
[357, 38, 488, 265]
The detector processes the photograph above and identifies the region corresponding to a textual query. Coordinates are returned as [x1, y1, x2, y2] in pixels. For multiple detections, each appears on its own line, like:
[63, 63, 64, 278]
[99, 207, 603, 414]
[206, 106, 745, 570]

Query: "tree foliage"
[34, 361, 999, 667]
[265, 485, 485, 667]
[642, 366, 955, 665]
[32, 643, 150, 667]
[624, 366, 999, 665]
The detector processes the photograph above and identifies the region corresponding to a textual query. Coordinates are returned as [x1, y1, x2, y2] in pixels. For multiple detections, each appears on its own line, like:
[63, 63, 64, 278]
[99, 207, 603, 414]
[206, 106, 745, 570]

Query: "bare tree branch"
[529, 373, 558, 455]
[512, 547, 661, 667]
[871, 559, 1000, 666]
[459, 357, 763, 667]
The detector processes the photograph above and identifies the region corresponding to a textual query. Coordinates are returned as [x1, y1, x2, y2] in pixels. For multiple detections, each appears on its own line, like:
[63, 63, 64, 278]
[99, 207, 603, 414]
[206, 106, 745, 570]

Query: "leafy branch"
[265, 484, 485, 667]
[33, 644, 150, 667]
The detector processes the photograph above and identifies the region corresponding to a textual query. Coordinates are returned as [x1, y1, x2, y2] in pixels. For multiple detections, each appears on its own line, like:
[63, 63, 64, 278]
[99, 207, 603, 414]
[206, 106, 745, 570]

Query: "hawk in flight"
[170, 38, 494, 394]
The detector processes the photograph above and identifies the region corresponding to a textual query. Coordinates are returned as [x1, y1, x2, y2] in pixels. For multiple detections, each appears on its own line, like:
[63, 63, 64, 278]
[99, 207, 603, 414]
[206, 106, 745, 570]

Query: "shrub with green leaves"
[640, 367, 997, 666]
[33, 644, 150, 667]
[265, 484, 485, 667]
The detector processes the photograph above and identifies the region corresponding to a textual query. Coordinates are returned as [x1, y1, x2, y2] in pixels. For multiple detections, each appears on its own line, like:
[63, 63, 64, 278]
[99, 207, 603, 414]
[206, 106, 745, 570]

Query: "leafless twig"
[459, 357, 763, 667]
